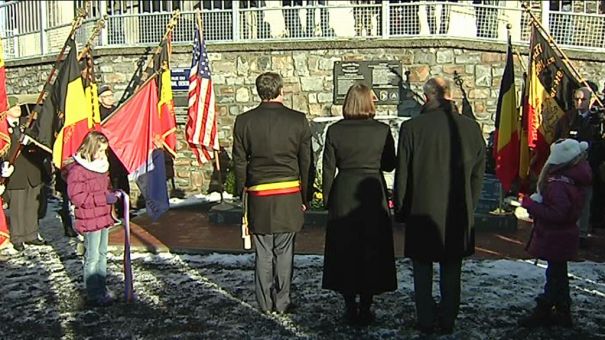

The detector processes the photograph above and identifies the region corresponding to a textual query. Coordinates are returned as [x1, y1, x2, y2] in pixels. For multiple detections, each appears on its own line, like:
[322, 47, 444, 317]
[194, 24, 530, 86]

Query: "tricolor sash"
[246, 180, 301, 197]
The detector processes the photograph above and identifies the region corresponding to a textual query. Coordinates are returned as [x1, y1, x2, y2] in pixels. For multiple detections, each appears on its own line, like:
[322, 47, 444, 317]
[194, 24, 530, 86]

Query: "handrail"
[1, 2, 605, 60]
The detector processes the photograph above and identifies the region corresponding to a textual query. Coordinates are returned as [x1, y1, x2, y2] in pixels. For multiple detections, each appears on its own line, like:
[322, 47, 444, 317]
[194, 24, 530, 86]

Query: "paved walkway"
[109, 202, 605, 262]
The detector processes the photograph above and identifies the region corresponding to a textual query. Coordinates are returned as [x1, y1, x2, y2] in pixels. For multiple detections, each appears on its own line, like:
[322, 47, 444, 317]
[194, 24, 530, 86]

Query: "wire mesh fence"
[2, 1, 605, 59]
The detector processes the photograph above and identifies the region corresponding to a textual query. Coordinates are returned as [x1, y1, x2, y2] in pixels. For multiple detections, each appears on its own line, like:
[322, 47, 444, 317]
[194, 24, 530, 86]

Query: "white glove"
[1, 161, 14, 178]
[0, 184, 4, 196]
[530, 192, 543, 203]
[20, 134, 33, 146]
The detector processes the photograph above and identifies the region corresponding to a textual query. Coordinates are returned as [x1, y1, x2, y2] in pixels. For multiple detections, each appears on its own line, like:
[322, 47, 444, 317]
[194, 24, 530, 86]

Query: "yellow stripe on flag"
[496, 88, 518, 152]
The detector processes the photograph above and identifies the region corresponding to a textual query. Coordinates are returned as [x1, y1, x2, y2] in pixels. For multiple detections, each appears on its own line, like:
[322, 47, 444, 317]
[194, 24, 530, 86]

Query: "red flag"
[0, 35, 10, 247]
[186, 21, 218, 164]
[0, 38, 10, 157]
[101, 77, 161, 174]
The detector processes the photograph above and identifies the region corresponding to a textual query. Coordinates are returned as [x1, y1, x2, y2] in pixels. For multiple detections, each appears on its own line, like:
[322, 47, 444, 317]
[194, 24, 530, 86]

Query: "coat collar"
[73, 154, 109, 174]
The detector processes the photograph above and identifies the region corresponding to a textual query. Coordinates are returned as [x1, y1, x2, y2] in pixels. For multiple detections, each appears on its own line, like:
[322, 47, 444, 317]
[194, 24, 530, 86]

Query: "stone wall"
[5, 38, 605, 200]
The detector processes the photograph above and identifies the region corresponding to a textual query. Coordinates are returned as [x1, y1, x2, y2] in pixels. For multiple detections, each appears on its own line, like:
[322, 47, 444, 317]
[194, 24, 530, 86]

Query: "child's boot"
[518, 300, 553, 328]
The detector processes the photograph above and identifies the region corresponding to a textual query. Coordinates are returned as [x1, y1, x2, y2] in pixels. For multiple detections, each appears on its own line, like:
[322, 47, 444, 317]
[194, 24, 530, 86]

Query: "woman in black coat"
[322, 83, 397, 326]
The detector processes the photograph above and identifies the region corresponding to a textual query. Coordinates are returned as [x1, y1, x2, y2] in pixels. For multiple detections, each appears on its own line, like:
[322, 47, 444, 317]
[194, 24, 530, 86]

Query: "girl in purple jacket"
[65, 131, 118, 306]
[519, 138, 592, 328]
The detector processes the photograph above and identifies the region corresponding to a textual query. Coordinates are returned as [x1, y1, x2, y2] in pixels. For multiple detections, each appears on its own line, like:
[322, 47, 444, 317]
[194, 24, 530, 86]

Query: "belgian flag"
[51, 38, 91, 168]
[493, 34, 518, 192]
[153, 36, 177, 157]
[523, 25, 580, 178]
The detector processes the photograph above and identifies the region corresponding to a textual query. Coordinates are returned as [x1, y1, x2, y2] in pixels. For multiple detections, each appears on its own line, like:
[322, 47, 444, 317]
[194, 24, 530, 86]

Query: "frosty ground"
[1, 198, 604, 339]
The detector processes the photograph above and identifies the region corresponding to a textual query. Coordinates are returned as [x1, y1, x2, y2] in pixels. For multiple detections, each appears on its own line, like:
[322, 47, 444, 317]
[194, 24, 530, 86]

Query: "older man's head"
[423, 77, 452, 102]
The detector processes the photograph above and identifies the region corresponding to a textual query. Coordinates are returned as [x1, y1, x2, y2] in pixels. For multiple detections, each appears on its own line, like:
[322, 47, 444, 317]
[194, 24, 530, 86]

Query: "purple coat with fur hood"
[64, 155, 115, 233]
[522, 160, 592, 261]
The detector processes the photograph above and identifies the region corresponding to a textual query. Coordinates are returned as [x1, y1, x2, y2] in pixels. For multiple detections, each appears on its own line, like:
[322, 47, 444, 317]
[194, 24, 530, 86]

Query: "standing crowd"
[1, 70, 593, 335]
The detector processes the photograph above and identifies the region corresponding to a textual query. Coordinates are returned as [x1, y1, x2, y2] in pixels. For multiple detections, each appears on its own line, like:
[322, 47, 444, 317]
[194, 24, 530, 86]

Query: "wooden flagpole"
[522, 3, 604, 106]
[2, 7, 87, 175]
[196, 10, 224, 202]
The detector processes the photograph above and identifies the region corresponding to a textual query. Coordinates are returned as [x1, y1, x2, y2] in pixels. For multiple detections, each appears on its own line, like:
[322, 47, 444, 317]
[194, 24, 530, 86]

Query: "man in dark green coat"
[394, 77, 485, 334]
[233, 72, 313, 314]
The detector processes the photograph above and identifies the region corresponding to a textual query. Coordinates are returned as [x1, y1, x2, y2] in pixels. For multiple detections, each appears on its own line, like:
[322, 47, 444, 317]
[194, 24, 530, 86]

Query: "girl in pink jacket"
[65, 131, 118, 306]
[519, 138, 592, 328]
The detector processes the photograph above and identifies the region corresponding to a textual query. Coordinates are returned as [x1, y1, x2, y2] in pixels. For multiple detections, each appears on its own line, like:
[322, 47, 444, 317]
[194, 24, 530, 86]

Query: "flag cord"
[522, 4, 604, 107]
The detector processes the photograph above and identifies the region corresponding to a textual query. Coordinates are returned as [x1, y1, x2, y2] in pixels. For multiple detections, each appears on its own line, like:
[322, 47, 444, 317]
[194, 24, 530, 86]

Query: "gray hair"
[423, 77, 452, 100]
[575, 86, 592, 100]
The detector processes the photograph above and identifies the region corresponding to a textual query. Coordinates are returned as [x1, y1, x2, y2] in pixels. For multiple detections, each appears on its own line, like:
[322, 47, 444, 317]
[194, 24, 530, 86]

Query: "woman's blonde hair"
[342, 83, 376, 120]
[77, 130, 109, 162]
[536, 151, 586, 194]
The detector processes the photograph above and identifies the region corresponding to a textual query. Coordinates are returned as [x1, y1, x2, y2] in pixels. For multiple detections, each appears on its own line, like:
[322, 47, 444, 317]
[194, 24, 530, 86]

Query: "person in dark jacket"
[98, 85, 130, 220]
[519, 138, 592, 328]
[233, 72, 313, 314]
[321, 83, 397, 326]
[65, 131, 118, 306]
[4, 96, 47, 252]
[394, 77, 486, 335]
[552, 87, 596, 244]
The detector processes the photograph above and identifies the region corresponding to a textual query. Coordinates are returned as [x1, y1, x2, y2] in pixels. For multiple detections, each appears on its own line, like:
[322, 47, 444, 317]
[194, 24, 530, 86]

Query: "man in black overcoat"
[233, 72, 313, 314]
[4, 96, 47, 251]
[394, 77, 485, 334]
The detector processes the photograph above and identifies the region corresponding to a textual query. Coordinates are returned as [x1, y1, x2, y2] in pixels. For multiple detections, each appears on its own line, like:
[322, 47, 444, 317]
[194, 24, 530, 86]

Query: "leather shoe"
[415, 323, 435, 334]
[276, 303, 297, 315]
[24, 238, 47, 246]
[12, 242, 24, 252]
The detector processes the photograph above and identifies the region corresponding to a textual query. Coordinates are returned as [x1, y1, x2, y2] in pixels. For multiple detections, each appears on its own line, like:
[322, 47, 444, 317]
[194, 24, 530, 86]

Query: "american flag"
[186, 23, 218, 164]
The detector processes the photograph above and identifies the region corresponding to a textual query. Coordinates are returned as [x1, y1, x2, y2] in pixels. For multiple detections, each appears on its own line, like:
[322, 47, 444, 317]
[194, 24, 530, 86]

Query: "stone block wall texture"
[6, 39, 605, 201]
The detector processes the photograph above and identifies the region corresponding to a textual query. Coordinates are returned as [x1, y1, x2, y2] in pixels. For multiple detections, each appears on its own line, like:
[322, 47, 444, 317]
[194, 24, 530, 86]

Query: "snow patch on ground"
[1, 200, 604, 339]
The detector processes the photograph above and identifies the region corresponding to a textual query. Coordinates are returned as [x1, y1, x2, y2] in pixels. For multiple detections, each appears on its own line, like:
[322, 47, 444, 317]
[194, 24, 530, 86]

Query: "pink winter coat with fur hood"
[522, 159, 592, 261]
[64, 155, 115, 233]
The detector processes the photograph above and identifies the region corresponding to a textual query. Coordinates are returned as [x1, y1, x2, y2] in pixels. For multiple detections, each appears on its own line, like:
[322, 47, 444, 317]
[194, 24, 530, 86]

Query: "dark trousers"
[412, 259, 462, 329]
[6, 184, 42, 244]
[253, 232, 296, 312]
[538, 261, 570, 308]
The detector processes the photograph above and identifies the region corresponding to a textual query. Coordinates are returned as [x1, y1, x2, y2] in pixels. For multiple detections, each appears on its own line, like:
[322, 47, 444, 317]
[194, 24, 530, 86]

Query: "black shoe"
[276, 303, 297, 315]
[12, 242, 24, 252]
[344, 305, 358, 325]
[438, 323, 454, 335]
[24, 238, 47, 246]
[357, 309, 375, 326]
[518, 302, 553, 328]
[415, 323, 435, 334]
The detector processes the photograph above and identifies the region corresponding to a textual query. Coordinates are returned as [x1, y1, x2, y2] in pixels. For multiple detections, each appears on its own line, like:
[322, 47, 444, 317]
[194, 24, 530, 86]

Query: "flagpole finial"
[506, 23, 512, 30]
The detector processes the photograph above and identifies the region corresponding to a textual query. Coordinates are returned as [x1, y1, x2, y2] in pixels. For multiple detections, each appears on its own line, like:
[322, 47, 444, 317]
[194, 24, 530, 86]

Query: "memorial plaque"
[333, 60, 401, 105]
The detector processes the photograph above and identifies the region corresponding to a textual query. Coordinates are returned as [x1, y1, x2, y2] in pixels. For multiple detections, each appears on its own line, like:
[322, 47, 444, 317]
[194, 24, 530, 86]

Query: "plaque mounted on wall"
[333, 60, 402, 105]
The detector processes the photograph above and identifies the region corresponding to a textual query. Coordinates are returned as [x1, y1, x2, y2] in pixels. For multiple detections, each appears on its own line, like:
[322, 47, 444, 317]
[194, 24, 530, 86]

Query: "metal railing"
[1, 1, 605, 60]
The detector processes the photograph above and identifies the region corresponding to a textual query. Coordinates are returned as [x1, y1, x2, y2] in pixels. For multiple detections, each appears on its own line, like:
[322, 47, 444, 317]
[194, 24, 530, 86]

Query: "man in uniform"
[394, 77, 485, 334]
[233, 72, 313, 314]
[4, 96, 47, 251]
